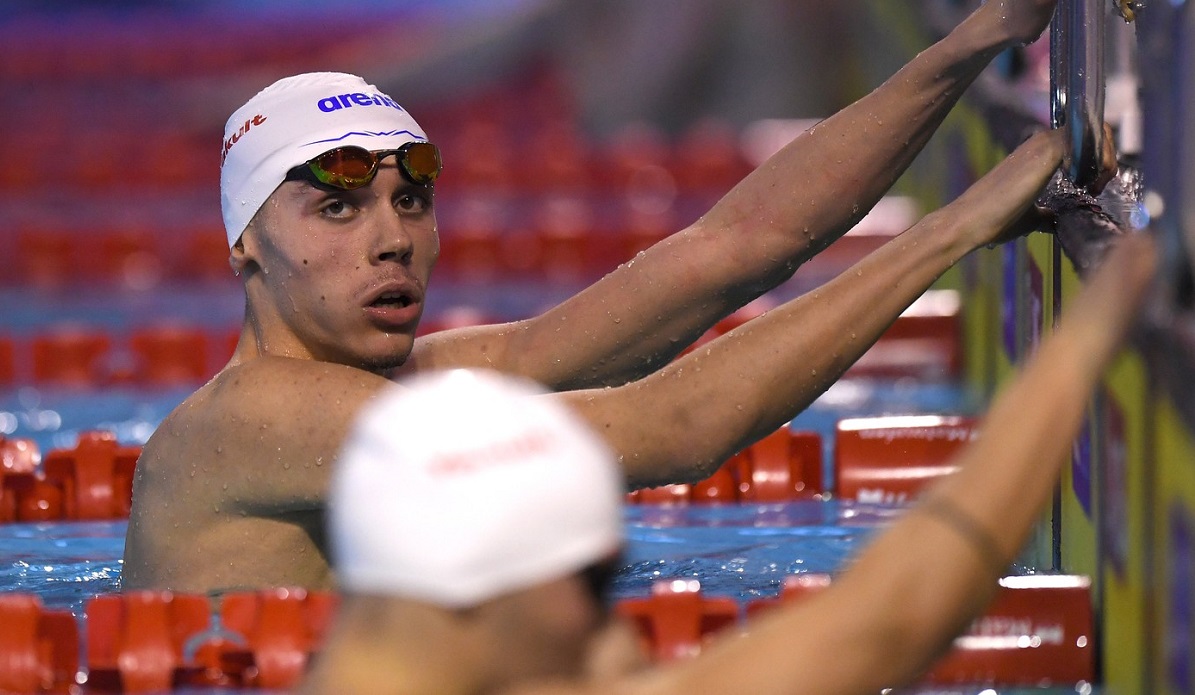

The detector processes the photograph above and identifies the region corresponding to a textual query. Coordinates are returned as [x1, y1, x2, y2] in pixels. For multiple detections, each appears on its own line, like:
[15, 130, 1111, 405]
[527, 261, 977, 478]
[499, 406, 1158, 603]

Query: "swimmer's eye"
[318, 198, 356, 219]
[396, 189, 432, 214]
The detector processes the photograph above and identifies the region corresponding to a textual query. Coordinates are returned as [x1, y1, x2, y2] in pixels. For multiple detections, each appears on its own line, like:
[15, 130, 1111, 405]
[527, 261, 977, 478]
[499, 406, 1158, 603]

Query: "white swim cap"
[330, 369, 625, 607]
[219, 72, 430, 247]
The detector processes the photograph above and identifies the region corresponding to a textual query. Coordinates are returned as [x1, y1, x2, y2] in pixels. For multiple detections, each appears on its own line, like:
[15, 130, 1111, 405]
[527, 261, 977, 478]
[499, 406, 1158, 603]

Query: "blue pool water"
[0, 501, 905, 616]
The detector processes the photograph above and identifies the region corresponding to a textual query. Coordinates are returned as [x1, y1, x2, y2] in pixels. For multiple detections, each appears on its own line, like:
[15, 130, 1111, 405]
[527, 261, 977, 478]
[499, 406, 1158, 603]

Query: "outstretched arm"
[407, 0, 1058, 390]
[565, 129, 1065, 487]
[646, 232, 1158, 695]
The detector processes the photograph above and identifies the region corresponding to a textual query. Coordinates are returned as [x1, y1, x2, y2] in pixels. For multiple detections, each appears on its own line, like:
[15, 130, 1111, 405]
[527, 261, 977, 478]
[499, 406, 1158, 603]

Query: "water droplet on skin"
[283, 463, 291, 470]
[216, 446, 223, 454]
[810, 369, 818, 376]
[222, 483, 228, 491]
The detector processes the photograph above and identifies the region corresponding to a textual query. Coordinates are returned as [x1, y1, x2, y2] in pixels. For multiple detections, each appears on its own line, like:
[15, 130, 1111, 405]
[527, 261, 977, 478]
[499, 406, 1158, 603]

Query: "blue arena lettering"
[316, 92, 404, 113]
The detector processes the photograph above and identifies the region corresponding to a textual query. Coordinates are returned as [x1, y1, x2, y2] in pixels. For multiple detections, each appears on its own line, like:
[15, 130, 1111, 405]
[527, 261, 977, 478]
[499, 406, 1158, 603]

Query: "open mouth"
[369, 291, 413, 309]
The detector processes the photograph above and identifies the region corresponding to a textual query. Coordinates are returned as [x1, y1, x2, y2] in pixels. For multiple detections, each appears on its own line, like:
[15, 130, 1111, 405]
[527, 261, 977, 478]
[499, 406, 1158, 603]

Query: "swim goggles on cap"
[286, 142, 442, 190]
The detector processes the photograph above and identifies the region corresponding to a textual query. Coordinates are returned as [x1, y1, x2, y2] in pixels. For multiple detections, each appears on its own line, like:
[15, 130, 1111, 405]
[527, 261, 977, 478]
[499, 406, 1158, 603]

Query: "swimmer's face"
[238, 154, 439, 372]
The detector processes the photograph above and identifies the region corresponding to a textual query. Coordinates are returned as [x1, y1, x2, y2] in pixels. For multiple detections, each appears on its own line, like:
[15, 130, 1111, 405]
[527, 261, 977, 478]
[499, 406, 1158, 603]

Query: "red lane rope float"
[627, 427, 824, 505]
[1, 433, 140, 524]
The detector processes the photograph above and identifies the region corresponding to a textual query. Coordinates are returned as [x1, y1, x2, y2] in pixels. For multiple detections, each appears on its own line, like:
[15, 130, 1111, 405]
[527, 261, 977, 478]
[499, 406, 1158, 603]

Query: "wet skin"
[124, 0, 1066, 593]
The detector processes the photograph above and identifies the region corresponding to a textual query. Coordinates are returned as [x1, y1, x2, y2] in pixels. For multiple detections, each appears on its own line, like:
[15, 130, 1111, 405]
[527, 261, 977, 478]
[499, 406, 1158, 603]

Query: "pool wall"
[856, 3, 1195, 693]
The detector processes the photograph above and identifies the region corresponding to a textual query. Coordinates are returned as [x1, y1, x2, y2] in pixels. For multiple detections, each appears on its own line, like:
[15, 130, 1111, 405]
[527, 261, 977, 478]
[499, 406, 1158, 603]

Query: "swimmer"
[302, 233, 1158, 695]
[124, 0, 1064, 592]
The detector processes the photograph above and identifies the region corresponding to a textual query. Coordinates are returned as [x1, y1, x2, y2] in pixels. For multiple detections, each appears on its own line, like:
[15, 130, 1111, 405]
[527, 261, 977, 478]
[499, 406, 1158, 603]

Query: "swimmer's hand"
[1088, 122, 1120, 195]
[953, 128, 1066, 249]
[1115, 0, 1140, 23]
[979, 0, 1059, 46]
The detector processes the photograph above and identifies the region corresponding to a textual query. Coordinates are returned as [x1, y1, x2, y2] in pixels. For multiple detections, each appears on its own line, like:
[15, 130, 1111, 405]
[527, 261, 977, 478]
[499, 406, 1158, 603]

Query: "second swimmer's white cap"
[219, 72, 430, 248]
[330, 369, 625, 607]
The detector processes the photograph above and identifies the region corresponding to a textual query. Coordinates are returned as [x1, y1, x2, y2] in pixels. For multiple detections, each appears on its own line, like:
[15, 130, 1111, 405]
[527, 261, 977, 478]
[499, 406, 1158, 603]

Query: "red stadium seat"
[31, 327, 111, 387]
[42, 431, 141, 520]
[436, 200, 508, 282]
[518, 120, 594, 192]
[95, 229, 164, 291]
[182, 227, 236, 283]
[671, 118, 752, 195]
[616, 579, 740, 662]
[0, 335, 14, 385]
[531, 198, 616, 281]
[596, 123, 675, 193]
[220, 588, 339, 690]
[86, 591, 212, 693]
[834, 415, 978, 503]
[0, 593, 79, 695]
[129, 324, 212, 386]
[17, 230, 75, 289]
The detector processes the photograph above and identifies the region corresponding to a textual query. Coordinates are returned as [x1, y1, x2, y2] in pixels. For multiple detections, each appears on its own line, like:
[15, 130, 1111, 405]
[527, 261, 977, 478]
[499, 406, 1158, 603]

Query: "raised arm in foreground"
[641, 232, 1157, 695]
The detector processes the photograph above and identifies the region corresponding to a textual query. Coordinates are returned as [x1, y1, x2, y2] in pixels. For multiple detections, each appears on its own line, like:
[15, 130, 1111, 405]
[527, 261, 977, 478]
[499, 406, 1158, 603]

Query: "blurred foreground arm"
[649, 232, 1157, 695]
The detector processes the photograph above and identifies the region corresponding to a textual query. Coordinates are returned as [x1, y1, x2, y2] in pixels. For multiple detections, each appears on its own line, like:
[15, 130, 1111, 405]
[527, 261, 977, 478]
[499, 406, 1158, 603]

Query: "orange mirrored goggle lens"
[305, 142, 441, 189]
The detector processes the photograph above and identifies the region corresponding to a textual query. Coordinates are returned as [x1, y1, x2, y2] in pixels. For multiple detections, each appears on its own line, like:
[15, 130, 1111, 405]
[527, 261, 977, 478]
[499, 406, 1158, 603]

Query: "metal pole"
[1051, 0, 1106, 187]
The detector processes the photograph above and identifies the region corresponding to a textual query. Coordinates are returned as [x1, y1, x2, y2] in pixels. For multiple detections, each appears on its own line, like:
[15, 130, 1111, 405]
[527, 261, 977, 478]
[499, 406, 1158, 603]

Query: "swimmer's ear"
[229, 221, 264, 276]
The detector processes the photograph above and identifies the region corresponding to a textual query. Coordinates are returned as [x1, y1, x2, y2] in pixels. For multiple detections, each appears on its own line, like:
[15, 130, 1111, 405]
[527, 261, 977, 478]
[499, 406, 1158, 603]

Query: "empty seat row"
[3, 206, 682, 290]
[618, 574, 1095, 687]
[3, 226, 236, 290]
[1, 433, 139, 523]
[0, 325, 235, 389]
[629, 413, 979, 505]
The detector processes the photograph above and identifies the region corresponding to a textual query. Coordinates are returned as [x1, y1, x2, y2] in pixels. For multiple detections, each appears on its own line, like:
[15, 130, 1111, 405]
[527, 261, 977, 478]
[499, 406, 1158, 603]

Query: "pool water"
[0, 502, 883, 613]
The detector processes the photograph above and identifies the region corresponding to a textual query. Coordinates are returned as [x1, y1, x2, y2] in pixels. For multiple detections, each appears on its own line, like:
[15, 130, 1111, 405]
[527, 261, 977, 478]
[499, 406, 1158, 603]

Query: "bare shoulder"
[159, 357, 390, 445]
[138, 357, 394, 510]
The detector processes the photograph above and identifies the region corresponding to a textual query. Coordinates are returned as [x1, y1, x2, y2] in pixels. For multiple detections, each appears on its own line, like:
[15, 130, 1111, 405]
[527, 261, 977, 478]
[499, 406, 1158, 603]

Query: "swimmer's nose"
[373, 215, 415, 265]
